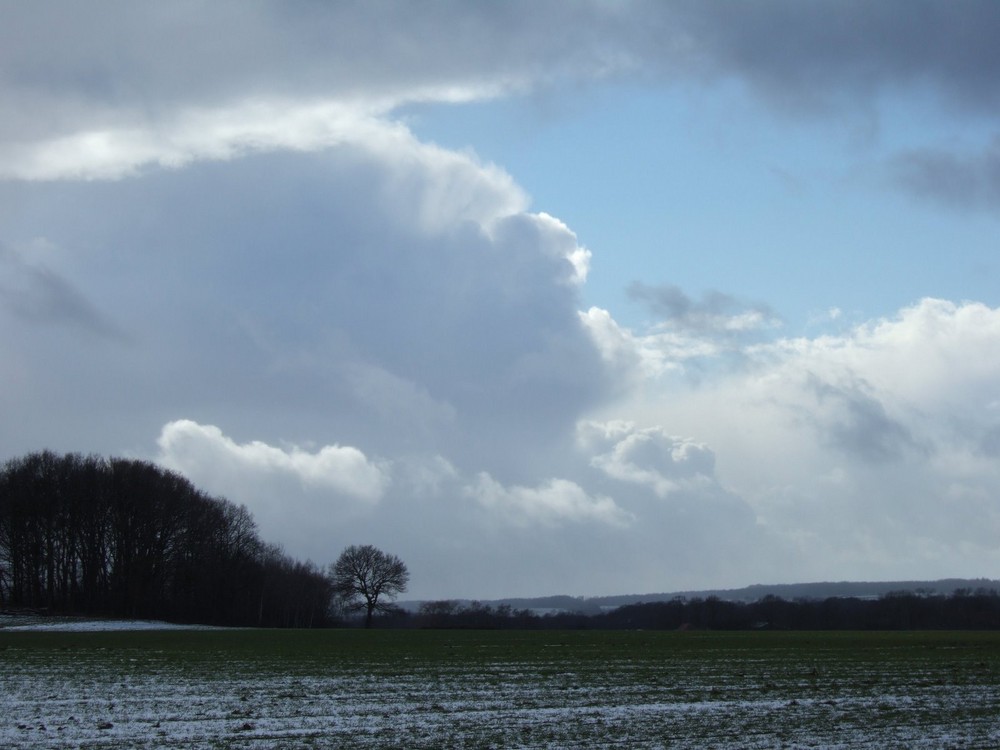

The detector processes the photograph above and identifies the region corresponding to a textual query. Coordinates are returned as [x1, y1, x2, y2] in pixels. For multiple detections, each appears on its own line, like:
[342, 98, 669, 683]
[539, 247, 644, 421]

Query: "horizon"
[395, 575, 1000, 605]
[3, 2, 1000, 600]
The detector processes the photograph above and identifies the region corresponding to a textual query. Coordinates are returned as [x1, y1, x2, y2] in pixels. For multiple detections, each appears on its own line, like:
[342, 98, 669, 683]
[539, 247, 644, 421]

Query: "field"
[2, 626, 1000, 748]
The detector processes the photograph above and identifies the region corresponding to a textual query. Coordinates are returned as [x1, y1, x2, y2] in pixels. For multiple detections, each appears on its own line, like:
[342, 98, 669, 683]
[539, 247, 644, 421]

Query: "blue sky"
[3, 1, 1000, 600]
[405, 78, 1000, 335]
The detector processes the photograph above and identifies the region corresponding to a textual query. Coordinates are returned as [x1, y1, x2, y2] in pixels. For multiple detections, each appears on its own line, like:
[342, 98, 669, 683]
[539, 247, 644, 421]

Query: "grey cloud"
[1, 146, 607, 476]
[649, 0, 1000, 115]
[889, 138, 1000, 212]
[7, 1, 1000, 148]
[580, 421, 718, 497]
[0, 1, 635, 146]
[0, 242, 127, 341]
[978, 425, 1000, 458]
[628, 281, 780, 337]
[806, 375, 924, 464]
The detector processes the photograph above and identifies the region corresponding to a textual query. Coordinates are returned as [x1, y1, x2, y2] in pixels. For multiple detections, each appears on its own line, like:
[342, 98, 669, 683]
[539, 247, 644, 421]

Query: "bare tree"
[330, 544, 409, 627]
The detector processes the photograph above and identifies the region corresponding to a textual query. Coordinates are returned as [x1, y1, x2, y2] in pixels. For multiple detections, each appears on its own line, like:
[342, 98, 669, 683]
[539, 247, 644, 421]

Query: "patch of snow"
[2, 617, 224, 631]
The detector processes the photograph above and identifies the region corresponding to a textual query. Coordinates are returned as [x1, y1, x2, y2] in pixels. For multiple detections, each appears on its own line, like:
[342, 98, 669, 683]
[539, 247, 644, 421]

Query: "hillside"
[399, 578, 1000, 614]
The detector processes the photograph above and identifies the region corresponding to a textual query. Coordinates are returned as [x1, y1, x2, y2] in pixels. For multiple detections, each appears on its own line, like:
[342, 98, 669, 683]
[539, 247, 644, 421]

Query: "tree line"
[5, 450, 999, 631]
[396, 590, 1000, 630]
[0, 451, 333, 627]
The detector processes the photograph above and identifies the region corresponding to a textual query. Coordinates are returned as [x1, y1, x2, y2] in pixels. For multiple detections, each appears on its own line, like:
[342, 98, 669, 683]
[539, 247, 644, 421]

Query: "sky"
[3, 1, 1000, 600]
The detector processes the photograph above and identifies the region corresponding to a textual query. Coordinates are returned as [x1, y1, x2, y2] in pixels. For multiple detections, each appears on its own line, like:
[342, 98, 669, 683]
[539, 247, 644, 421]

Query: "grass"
[3, 629, 1000, 748]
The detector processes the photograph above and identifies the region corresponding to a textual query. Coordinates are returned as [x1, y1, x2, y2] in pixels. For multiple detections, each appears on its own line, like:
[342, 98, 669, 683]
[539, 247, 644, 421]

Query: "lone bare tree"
[330, 544, 409, 627]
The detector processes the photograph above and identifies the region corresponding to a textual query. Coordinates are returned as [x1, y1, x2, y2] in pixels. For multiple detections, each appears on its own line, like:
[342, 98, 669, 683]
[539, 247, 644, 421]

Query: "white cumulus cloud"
[579, 420, 716, 497]
[599, 297, 1000, 583]
[465, 472, 633, 528]
[157, 419, 388, 502]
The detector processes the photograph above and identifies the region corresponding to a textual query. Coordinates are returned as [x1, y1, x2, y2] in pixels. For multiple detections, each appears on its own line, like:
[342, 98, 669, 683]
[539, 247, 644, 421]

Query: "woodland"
[3, 450, 1000, 631]
[0, 451, 332, 627]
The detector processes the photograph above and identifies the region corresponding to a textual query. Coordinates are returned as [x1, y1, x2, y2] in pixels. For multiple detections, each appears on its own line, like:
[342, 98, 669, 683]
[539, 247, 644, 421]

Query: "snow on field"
[1, 631, 999, 749]
[0, 612, 226, 632]
[3, 618, 223, 632]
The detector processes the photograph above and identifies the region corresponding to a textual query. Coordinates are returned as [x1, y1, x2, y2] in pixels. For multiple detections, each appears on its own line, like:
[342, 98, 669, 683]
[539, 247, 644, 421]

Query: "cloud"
[6, 1, 1000, 230]
[579, 297, 769, 388]
[889, 137, 1000, 212]
[464, 472, 633, 528]
[0, 101, 392, 181]
[569, 418, 778, 590]
[0, 240, 127, 341]
[0, 112, 605, 471]
[802, 375, 924, 464]
[4, 3, 1000, 599]
[157, 419, 389, 502]
[0, 2, 635, 181]
[579, 420, 716, 497]
[653, 0, 1000, 115]
[7, 2, 1000, 180]
[761, 298, 1000, 428]
[610, 296, 1000, 438]
[7, 2, 1000, 120]
[600, 297, 1000, 580]
[628, 282, 781, 337]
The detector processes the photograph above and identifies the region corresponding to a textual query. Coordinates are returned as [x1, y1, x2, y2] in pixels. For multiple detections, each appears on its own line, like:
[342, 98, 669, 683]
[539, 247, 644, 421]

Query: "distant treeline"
[6, 452, 1000, 632]
[0, 451, 333, 627]
[395, 591, 1000, 631]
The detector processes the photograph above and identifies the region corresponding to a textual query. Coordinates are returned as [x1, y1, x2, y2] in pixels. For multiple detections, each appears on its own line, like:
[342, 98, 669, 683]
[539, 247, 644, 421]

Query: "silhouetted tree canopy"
[330, 544, 408, 627]
[0, 450, 333, 627]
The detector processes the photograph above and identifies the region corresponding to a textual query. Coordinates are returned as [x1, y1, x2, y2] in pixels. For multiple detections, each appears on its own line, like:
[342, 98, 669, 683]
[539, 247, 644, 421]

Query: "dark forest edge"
[0, 451, 333, 627]
[4, 451, 1000, 631]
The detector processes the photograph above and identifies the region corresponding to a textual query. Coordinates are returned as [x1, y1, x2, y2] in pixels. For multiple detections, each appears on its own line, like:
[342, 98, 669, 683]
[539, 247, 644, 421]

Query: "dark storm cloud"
[647, 0, 1000, 114]
[7, 1, 1000, 144]
[638, 1, 1000, 215]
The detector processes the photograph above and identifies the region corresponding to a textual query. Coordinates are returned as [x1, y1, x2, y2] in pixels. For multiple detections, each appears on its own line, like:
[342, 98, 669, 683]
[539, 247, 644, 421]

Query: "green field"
[2, 628, 1000, 748]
